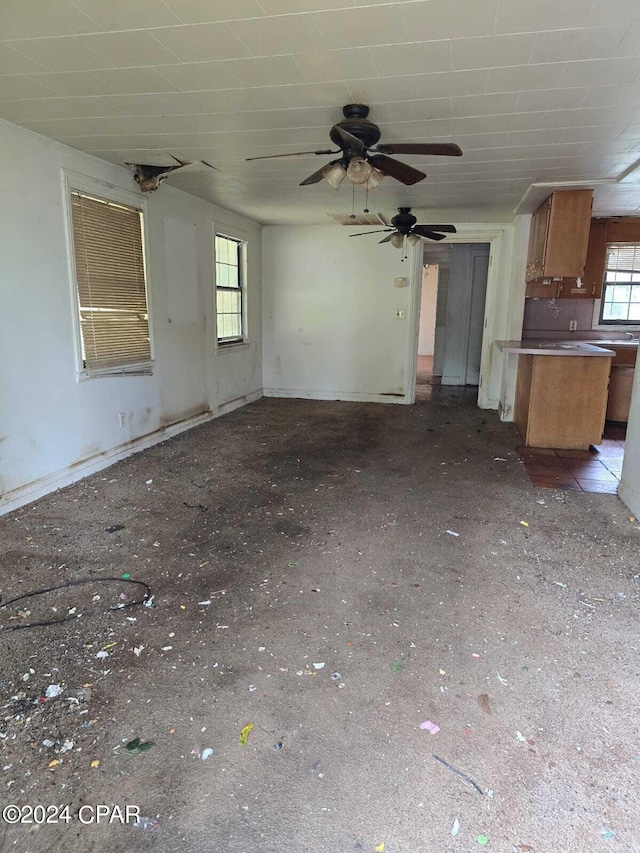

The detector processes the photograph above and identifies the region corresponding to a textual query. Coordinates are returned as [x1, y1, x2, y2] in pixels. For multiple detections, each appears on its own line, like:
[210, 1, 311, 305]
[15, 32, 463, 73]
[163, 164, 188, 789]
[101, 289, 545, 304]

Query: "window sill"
[78, 362, 154, 380]
[216, 341, 250, 354]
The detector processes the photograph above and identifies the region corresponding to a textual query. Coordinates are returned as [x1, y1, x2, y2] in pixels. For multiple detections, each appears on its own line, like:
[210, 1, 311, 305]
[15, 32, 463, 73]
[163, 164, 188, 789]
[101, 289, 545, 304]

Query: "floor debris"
[239, 723, 254, 746]
[433, 755, 484, 795]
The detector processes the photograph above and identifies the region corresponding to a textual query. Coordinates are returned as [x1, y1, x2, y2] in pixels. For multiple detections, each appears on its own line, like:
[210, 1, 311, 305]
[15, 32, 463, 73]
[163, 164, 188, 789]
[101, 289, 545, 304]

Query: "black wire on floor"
[0, 577, 151, 632]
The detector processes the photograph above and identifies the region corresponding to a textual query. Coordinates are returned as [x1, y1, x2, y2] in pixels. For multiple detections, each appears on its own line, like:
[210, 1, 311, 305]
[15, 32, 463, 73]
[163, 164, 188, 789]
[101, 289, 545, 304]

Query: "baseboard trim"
[263, 387, 407, 405]
[0, 389, 263, 517]
[618, 477, 640, 517]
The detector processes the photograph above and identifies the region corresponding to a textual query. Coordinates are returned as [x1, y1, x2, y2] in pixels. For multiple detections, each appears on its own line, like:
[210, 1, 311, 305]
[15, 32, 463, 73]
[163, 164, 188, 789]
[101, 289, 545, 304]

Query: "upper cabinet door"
[525, 190, 593, 283]
[582, 220, 609, 298]
[542, 190, 593, 278]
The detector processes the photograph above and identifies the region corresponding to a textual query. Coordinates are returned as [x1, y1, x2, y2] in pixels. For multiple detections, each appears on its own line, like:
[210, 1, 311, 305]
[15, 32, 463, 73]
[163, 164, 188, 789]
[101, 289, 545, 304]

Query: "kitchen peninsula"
[495, 340, 614, 450]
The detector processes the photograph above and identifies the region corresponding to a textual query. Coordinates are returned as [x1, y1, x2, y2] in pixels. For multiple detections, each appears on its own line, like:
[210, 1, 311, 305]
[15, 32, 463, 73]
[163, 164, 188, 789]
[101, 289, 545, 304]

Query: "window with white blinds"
[70, 191, 152, 375]
[600, 243, 640, 324]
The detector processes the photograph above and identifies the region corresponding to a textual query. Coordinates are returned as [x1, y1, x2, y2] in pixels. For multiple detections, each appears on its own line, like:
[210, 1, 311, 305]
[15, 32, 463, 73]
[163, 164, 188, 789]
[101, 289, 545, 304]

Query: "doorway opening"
[415, 243, 490, 401]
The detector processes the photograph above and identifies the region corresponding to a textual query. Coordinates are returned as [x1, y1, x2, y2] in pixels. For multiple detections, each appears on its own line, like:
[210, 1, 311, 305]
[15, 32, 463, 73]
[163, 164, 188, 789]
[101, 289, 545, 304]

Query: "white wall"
[262, 226, 413, 402]
[262, 221, 526, 408]
[0, 119, 262, 514]
[418, 265, 438, 356]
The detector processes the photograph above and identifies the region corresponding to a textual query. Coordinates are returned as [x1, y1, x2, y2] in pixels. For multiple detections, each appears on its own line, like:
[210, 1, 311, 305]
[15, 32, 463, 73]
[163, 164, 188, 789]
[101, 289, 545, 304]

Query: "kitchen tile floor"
[519, 423, 626, 493]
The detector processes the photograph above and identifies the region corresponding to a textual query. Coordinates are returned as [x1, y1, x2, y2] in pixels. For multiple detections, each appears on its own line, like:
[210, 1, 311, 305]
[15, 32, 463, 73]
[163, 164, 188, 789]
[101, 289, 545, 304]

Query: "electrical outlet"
[395, 309, 406, 319]
[118, 412, 126, 429]
[569, 320, 577, 331]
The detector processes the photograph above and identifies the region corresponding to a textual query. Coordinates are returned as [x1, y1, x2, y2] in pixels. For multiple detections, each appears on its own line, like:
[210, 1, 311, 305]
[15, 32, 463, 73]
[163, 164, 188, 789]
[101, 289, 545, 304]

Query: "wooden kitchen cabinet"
[514, 353, 611, 449]
[607, 367, 635, 422]
[582, 219, 608, 298]
[525, 190, 594, 284]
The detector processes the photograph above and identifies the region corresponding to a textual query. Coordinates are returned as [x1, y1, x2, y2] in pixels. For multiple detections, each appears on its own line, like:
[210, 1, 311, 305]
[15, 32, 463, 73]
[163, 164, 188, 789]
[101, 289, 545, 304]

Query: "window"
[600, 243, 640, 324]
[215, 234, 245, 344]
[70, 191, 151, 375]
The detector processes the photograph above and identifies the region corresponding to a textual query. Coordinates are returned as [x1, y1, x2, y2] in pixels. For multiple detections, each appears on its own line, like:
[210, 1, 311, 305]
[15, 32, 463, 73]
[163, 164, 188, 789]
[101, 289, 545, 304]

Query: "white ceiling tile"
[561, 125, 627, 143]
[153, 61, 240, 91]
[7, 37, 113, 71]
[0, 74, 55, 100]
[614, 21, 640, 57]
[480, 111, 544, 132]
[346, 76, 419, 104]
[451, 34, 536, 71]
[228, 14, 325, 56]
[1, 95, 119, 121]
[413, 70, 487, 98]
[158, 87, 292, 114]
[586, 0, 640, 27]
[78, 31, 183, 68]
[515, 88, 589, 113]
[450, 92, 518, 117]
[17, 116, 125, 137]
[530, 26, 628, 64]
[29, 70, 117, 96]
[90, 66, 180, 93]
[259, 0, 350, 10]
[292, 48, 378, 82]
[540, 107, 611, 129]
[162, 0, 264, 23]
[580, 86, 622, 108]
[373, 98, 452, 122]
[223, 55, 308, 86]
[486, 63, 565, 93]
[152, 23, 252, 62]
[369, 41, 450, 77]
[557, 57, 640, 87]
[282, 81, 352, 108]
[401, 0, 498, 40]
[0, 0, 102, 38]
[507, 128, 565, 146]
[102, 93, 177, 115]
[0, 43, 49, 73]
[495, 0, 596, 35]
[72, 0, 182, 29]
[312, 6, 409, 50]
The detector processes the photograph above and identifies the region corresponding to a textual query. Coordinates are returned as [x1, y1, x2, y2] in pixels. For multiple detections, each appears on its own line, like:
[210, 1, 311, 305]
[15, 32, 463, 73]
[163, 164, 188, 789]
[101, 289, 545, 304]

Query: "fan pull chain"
[364, 185, 369, 214]
[349, 182, 355, 220]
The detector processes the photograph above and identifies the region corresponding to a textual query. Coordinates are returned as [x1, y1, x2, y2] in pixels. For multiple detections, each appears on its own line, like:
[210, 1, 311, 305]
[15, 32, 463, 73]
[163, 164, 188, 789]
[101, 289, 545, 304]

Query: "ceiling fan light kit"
[322, 161, 347, 189]
[390, 232, 404, 249]
[349, 207, 457, 257]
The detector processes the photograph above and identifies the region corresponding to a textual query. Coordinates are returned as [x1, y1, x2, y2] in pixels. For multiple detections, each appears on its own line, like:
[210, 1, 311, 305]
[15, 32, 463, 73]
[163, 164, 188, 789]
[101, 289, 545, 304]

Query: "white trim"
[618, 477, 640, 516]
[0, 390, 263, 518]
[216, 342, 252, 355]
[264, 387, 407, 404]
[213, 228, 249, 349]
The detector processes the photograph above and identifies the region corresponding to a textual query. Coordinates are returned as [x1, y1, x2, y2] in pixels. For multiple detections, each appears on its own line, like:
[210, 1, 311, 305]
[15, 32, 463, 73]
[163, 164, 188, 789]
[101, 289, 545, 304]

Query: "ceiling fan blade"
[348, 229, 394, 237]
[414, 229, 447, 241]
[334, 125, 364, 154]
[368, 154, 426, 185]
[246, 149, 338, 161]
[379, 233, 395, 243]
[414, 225, 457, 234]
[376, 143, 463, 157]
[300, 164, 331, 185]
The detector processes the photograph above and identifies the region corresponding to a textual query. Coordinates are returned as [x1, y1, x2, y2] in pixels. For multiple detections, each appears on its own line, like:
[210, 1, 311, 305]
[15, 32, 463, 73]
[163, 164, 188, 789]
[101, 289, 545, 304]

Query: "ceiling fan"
[246, 104, 462, 189]
[127, 155, 218, 192]
[349, 208, 457, 248]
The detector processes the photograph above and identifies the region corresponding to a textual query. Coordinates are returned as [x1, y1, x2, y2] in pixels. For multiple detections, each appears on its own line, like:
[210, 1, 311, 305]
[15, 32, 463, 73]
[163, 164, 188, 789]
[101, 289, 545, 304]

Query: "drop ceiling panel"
[1, 0, 640, 223]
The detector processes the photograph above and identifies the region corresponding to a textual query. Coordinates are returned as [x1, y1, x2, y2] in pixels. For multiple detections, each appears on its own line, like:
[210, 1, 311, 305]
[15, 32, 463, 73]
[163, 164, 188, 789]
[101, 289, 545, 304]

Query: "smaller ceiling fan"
[349, 208, 456, 248]
[127, 155, 217, 192]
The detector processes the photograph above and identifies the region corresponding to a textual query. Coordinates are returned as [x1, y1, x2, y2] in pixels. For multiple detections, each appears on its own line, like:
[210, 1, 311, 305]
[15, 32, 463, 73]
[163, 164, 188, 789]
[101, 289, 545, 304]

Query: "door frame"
[404, 227, 509, 407]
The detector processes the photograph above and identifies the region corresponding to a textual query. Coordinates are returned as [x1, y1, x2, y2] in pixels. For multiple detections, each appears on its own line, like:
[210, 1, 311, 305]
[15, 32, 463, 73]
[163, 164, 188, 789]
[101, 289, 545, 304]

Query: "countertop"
[495, 340, 615, 357]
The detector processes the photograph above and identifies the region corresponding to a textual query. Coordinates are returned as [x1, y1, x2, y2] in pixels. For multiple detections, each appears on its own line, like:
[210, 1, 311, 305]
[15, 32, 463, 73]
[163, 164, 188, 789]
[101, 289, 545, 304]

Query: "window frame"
[62, 170, 154, 380]
[598, 241, 640, 326]
[214, 230, 247, 348]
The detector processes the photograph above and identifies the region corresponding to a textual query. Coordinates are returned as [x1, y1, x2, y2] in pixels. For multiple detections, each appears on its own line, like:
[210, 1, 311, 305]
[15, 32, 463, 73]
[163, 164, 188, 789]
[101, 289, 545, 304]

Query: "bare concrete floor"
[1, 391, 639, 852]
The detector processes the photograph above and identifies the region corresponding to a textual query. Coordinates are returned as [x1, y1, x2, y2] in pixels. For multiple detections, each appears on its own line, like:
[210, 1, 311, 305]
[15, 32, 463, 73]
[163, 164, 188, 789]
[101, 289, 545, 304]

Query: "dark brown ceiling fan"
[246, 104, 462, 189]
[349, 208, 457, 247]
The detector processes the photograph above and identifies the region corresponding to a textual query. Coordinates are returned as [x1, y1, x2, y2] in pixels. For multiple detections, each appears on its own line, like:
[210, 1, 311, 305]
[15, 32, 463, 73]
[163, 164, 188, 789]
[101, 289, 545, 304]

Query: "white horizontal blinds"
[605, 244, 640, 275]
[215, 234, 243, 342]
[71, 191, 151, 371]
[602, 244, 640, 322]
